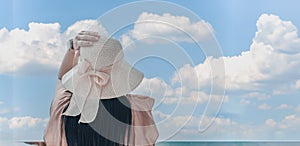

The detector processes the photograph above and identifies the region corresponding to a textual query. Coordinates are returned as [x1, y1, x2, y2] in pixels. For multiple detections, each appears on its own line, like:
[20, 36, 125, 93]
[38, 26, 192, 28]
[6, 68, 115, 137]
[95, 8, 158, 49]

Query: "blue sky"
[1, 0, 300, 145]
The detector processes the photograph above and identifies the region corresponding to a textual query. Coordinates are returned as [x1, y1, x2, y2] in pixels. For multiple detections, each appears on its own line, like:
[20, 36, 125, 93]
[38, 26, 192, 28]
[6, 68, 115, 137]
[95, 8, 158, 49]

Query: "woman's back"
[64, 95, 132, 146]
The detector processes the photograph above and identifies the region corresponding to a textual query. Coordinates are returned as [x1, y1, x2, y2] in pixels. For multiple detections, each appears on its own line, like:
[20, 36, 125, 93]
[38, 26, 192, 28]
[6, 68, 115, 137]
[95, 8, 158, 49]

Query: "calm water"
[156, 141, 300, 146]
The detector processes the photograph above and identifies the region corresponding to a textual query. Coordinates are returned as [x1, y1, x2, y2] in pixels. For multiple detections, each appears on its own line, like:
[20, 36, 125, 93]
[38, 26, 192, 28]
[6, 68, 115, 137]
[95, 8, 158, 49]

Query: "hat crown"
[79, 37, 124, 69]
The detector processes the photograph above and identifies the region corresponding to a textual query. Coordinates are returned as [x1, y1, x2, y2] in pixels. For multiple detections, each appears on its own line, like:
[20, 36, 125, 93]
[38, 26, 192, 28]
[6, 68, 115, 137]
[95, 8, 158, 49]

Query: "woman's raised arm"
[58, 31, 100, 80]
[57, 48, 79, 80]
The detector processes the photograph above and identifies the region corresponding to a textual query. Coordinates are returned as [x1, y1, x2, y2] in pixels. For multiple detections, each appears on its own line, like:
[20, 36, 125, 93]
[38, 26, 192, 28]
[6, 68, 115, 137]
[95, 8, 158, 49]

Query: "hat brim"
[61, 59, 144, 99]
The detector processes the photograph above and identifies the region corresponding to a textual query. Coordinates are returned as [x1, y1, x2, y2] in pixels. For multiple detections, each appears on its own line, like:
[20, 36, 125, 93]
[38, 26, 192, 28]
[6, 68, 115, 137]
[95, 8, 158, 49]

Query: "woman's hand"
[73, 31, 100, 50]
[58, 31, 100, 80]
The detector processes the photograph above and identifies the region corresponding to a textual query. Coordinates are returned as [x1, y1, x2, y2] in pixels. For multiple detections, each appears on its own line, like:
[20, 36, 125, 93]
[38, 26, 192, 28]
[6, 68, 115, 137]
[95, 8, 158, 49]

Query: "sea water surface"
[156, 141, 300, 146]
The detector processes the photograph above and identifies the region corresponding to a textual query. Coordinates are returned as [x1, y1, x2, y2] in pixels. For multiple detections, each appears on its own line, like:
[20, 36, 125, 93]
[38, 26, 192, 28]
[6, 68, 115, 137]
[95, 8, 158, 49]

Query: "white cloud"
[0, 116, 48, 143]
[158, 114, 271, 140]
[258, 103, 272, 110]
[272, 90, 286, 95]
[8, 116, 48, 129]
[121, 12, 214, 45]
[295, 80, 300, 89]
[171, 14, 300, 93]
[254, 14, 300, 54]
[0, 109, 11, 115]
[133, 77, 227, 105]
[0, 107, 20, 115]
[120, 34, 136, 51]
[0, 116, 48, 133]
[251, 14, 300, 78]
[0, 101, 4, 105]
[265, 118, 276, 127]
[0, 23, 62, 73]
[171, 51, 264, 91]
[243, 92, 271, 100]
[162, 90, 227, 105]
[0, 117, 8, 131]
[277, 115, 300, 130]
[171, 63, 208, 90]
[156, 112, 300, 140]
[240, 99, 251, 105]
[0, 117, 8, 123]
[276, 104, 293, 110]
[133, 77, 173, 98]
[0, 20, 108, 74]
[64, 20, 108, 40]
[153, 110, 171, 122]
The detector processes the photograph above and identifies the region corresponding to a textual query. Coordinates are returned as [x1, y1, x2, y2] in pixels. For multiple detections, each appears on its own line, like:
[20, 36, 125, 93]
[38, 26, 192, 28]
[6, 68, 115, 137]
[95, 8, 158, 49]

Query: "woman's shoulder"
[126, 93, 154, 99]
[125, 94, 155, 111]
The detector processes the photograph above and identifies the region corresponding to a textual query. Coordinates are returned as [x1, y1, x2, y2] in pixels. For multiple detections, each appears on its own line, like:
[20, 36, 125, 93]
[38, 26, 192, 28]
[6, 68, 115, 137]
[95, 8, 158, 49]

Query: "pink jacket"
[26, 79, 159, 146]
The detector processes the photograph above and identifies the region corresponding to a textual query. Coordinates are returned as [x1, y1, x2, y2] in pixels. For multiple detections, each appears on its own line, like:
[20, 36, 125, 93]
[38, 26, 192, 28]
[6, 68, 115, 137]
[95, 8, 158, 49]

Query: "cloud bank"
[172, 14, 300, 93]
[0, 20, 108, 74]
[121, 12, 215, 48]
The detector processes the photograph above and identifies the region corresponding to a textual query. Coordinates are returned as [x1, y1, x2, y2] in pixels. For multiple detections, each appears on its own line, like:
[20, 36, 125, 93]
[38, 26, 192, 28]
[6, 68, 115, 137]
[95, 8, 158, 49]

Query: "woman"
[41, 31, 159, 146]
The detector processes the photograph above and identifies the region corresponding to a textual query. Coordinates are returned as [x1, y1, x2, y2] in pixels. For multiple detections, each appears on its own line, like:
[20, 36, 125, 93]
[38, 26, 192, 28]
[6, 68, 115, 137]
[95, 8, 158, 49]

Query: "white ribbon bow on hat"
[63, 59, 113, 123]
[75, 59, 110, 100]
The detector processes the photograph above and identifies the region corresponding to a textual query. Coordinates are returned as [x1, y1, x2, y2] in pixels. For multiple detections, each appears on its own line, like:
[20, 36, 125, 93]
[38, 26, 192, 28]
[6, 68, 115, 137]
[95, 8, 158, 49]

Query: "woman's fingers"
[75, 40, 93, 48]
[78, 31, 100, 38]
[75, 34, 99, 42]
[73, 40, 93, 50]
[73, 31, 100, 50]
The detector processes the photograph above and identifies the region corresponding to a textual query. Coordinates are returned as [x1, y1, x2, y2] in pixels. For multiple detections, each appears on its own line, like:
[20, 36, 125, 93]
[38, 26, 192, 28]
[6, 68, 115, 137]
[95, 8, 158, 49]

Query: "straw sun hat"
[61, 37, 144, 123]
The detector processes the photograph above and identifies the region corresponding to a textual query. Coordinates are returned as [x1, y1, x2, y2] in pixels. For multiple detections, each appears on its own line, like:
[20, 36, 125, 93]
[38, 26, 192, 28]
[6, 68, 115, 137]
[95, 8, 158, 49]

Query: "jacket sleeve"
[126, 94, 159, 146]
[43, 79, 71, 146]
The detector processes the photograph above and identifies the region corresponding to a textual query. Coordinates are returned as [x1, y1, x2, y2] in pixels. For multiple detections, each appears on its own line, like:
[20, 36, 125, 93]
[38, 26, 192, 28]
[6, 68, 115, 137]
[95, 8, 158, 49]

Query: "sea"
[156, 141, 300, 146]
